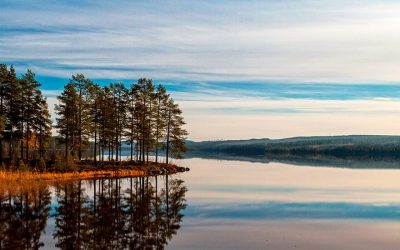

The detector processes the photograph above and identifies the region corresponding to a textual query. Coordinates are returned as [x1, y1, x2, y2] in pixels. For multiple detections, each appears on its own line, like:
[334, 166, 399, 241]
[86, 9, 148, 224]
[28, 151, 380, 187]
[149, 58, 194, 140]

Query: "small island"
[0, 64, 188, 180]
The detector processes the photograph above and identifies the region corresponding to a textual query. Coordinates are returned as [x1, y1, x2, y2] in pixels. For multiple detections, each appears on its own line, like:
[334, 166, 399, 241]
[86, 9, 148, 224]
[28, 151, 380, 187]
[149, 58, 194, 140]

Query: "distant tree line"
[187, 136, 400, 163]
[0, 63, 187, 170]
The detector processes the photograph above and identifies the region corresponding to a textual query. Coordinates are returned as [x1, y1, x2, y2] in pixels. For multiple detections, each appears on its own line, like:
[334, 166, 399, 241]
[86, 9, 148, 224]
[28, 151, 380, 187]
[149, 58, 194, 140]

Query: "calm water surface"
[3, 158, 400, 249]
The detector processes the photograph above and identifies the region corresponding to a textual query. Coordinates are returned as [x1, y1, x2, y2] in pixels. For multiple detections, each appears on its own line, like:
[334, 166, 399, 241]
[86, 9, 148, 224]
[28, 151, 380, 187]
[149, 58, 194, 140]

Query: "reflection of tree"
[153, 175, 187, 249]
[86, 178, 129, 249]
[53, 175, 187, 249]
[53, 180, 91, 249]
[0, 185, 51, 249]
[164, 177, 187, 241]
[0, 175, 187, 249]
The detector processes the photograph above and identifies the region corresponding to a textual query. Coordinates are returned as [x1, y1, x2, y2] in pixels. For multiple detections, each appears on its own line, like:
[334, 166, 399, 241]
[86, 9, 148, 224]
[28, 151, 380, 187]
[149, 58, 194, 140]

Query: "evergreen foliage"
[0, 64, 52, 169]
[0, 63, 188, 170]
[55, 76, 187, 166]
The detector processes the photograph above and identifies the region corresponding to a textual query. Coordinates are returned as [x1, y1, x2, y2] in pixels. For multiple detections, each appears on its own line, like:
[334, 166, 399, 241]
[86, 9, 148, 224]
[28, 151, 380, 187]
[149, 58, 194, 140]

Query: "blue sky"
[3, 0, 400, 140]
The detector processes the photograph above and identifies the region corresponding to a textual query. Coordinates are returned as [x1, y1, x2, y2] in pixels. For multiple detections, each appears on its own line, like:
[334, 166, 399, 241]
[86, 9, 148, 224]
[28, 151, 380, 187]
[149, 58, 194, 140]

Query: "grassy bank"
[0, 161, 189, 182]
[0, 169, 145, 182]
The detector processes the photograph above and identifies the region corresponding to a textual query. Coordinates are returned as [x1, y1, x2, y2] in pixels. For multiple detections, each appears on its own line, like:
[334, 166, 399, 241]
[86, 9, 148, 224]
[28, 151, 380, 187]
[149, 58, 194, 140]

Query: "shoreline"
[0, 162, 190, 181]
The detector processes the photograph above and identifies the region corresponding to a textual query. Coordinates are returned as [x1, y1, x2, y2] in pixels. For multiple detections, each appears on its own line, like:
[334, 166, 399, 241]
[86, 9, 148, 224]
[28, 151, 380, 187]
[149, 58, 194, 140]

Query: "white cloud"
[3, 0, 400, 82]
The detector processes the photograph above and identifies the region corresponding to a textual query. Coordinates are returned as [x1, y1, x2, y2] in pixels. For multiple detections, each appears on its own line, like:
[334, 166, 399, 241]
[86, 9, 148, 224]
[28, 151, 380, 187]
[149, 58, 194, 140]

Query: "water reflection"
[0, 175, 187, 249]
[6, 158, 400, 249]
[0, 183, 51, 249]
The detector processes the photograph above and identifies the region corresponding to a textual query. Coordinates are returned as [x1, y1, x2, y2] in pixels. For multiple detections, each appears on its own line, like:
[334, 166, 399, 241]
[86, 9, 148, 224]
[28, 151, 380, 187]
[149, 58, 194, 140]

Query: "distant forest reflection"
[0, 175, 187, 249]
[185, 151, 400, 169]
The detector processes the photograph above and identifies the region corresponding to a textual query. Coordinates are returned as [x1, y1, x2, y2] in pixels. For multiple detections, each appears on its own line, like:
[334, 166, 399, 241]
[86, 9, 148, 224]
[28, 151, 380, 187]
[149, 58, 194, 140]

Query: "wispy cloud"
[3, 0, 400, 82]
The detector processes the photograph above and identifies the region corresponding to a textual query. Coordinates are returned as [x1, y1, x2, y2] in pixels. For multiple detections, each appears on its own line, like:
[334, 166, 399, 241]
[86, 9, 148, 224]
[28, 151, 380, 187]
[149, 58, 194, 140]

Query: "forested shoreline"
[186, 135, 400, 168]
[0, 63, 187, 172]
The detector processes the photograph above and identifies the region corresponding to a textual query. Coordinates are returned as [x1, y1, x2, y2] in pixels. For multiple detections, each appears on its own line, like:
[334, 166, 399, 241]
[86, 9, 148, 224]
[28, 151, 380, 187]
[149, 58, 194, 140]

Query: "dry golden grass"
[0, 177, 49, 198]
[0, 169, 146, 182]
[0, 169, 146, 198]
[0, 163, 187, 198]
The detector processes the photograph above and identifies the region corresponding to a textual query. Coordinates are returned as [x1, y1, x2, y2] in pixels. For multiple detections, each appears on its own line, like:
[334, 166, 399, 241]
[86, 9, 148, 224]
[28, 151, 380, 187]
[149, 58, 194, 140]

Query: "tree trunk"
[25, 121, 29, 162]
[135, 134, 139, 162]
[9, 129, 13, 166]
[93, 103, 97, 163]
[101, 144, 104, 163]
[155, 99, 160, 163]
[115, 135, 118, 162]
[108, 141, 110, 161]
[142, 135, 145, 164]
[78, 88, 82, 161]
[101, 116, 105, 163]
[119, 130, 122, 163]
[39, 124, 43, 158]
[20, 124, 23, 161]
[130, 137, 133, 162]
[147, 100, 152, 164]
[0, 135, 2, 164]
[94, 129, 97, 163]
[72, 122, 75, 161]
[0, 96, 3, 164]
[166, 110, 171, 165]
[66, 122, 69, 161]
[78, 130, 82, 161]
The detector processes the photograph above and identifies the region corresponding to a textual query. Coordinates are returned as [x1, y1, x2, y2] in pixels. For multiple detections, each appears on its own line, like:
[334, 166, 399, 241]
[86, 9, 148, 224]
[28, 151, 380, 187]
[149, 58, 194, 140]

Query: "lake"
[3, 158, 400, 249]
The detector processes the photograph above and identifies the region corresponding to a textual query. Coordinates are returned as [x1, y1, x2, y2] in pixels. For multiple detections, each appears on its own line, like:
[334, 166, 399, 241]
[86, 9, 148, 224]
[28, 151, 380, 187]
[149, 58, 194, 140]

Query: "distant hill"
[185, 135, 400, 168]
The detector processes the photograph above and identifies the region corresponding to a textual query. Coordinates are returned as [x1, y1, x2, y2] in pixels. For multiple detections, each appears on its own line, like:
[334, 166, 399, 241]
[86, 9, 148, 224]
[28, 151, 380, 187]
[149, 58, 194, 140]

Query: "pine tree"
[99, 86, 115, 161]
[109, 83, 128, 162]
[154, 85, 169, 163]
[0, 64, 9, 163]
[87, 83, 102, 163]
[133, 78, 157, 163]
[7, 66, 22, 166]
[165, 99, 187, 164]
[126, 84, 139, 161]
[70, 74, 93, 161]
[55, 83, 79, 161]
[98, 86, 109, 162]
[35, 95, 52, 159]
[20, 69, 42, 161]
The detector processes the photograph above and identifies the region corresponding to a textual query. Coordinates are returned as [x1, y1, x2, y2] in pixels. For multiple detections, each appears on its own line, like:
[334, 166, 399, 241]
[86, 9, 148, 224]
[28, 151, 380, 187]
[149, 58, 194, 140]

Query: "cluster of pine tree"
[55, 75, 188, 165]
[0, 64, 52, 169]
[0, 64, 187, 170]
